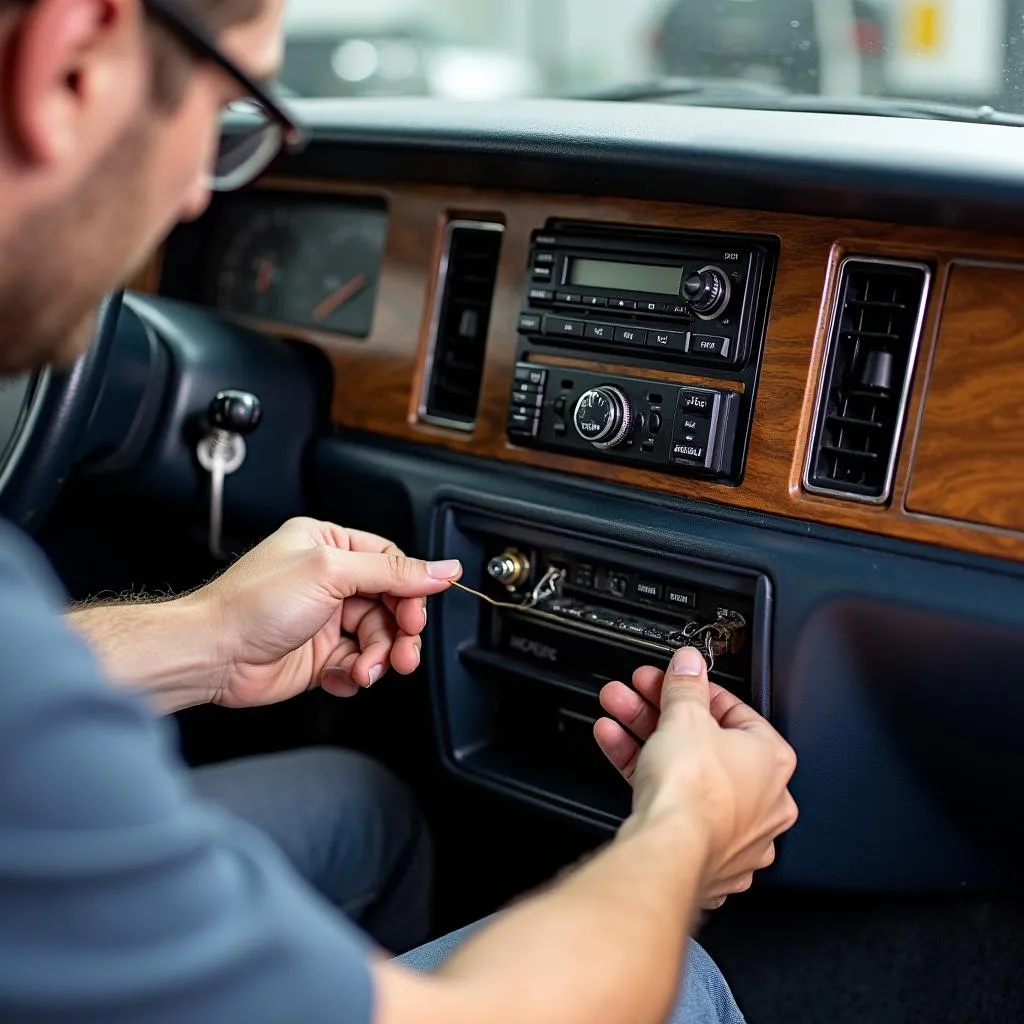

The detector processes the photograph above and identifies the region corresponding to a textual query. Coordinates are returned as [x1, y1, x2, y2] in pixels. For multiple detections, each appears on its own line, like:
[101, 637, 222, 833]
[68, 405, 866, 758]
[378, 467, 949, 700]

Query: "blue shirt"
[0, 519, 374, 1022]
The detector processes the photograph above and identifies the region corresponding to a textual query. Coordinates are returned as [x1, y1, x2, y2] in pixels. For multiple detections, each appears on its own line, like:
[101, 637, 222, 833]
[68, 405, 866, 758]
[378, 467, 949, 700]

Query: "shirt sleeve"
[0, 525, 376, 1024]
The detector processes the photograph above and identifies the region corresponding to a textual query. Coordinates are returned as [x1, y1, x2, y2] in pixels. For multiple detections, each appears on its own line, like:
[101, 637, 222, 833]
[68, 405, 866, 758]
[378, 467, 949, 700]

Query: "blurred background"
[280, 0, 1024, 112]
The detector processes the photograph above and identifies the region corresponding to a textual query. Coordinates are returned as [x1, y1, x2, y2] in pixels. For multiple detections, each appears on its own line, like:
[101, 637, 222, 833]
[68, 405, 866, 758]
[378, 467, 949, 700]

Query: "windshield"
[280, 0, 1024, 118]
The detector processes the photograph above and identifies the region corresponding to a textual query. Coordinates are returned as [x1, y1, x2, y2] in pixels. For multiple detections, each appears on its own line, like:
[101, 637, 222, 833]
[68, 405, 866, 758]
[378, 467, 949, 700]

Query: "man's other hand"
[595, 647, 798, 909]
[192, 517, 462, 708]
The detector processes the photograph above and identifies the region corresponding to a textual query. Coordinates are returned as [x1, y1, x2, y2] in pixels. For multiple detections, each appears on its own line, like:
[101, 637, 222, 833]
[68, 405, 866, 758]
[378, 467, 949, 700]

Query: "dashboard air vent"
[803, 257, 930, 503]
[420, 220, 504, 430]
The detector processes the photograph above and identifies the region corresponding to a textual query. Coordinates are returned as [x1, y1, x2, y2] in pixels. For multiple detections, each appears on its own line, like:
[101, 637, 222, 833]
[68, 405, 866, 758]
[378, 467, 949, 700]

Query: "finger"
[658, 647, 711, 717]
[593, 718, 641, 782]
[320, 668, 360, 698]
[708, 682, 770, 731]
[599, 681, 659, 742]
[394, 596, 428, 637]
[315, 549, 463, 601]
[632, 665, 667, 709]
[350, 605, 399, 686]
[389, 632, 422, 676]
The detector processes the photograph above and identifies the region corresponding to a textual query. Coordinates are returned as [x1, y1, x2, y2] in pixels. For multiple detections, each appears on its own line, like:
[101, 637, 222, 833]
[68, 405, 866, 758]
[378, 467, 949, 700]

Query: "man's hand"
[595, 646, 798, 909]
[194, 517, 462, 708]
[69, 518, 462, 713]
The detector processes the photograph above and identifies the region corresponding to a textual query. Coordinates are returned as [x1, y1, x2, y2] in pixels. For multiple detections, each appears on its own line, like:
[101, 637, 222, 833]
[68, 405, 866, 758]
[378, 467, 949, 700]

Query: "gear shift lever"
[196, 389, 261, 559]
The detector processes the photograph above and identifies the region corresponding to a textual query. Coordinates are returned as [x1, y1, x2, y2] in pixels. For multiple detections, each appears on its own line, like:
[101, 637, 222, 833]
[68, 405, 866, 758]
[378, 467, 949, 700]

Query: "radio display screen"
[569, 258, 683, 295]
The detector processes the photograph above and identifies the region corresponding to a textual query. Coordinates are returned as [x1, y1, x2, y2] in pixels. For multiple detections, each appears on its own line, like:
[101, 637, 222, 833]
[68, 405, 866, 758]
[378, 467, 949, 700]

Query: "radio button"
[665, 587, 698, 610]
[582, 295, 608, 308]
[584, 323, 616, 342]
[689, 334, 732, 359]
[648, 412, 663, 433]
[511, 394, 542, 411]
[511, 380, 543, 397]
[666, 303, 689, 317]
[677, 414, 710, 442]
[528, 287, 554, 304]
[555, 292, 581, 304]
[615, 326, 647, 345]
[517, 314, 542, 334]
[610, 298, 638, 312]
[648, 329, 688, 352]
[533, 266, 553, 281]
[679, 390, 716, 416]
[543, 316, 585, 338]
[638, 301, 666, 315]
[671, 441, 708, 465]
[534, 252, 555, 265]
[631, 578, 663, 602]
[507, 411, 540, 436]
[514, 364, 547, 385]
[571, 563, 595, 588]
[553, 395, 567, 416]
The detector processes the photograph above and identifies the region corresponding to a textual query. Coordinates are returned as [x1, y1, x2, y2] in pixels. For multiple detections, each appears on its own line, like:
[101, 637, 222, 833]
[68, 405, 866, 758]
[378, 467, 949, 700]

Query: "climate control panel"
[507, 363, 742, 480]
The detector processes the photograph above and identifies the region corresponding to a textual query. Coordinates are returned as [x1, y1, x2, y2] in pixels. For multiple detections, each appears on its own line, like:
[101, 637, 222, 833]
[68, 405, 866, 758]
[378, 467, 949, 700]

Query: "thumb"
[319, 550, 463, 599]
[659, 646, 711, 714]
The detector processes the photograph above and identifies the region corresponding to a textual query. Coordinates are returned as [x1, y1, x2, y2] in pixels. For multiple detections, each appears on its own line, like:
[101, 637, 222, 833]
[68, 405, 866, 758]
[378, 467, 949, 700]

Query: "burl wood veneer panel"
[906, 263, 1024, 534]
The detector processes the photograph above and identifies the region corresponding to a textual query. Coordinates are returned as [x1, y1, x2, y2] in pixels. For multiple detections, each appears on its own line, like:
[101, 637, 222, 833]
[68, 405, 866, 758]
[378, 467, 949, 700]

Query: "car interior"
[5, 45, 1024, 1024]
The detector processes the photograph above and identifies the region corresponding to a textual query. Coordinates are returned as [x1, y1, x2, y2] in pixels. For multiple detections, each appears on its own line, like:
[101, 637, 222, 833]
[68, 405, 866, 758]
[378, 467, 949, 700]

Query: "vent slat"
[804, 259, 930, 503]
[421, 222, 504, 429]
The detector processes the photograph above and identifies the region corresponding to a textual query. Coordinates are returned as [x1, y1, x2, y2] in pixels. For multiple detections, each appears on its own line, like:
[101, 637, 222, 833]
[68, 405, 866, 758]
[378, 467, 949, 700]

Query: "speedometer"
[210, 195, 388, 338]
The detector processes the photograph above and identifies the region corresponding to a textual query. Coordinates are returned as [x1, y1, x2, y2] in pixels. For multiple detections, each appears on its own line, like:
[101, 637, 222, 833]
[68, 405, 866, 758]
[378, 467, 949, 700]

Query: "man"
[0, 1, 799, 1022]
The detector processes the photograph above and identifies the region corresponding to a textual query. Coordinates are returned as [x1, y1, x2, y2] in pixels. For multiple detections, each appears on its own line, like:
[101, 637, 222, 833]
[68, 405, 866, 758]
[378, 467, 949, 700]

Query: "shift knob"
[209, 390, 262, 435]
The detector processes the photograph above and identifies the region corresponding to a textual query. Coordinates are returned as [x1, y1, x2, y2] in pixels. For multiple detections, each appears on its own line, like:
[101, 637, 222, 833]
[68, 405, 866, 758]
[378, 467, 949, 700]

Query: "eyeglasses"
[141, 0, 307, 190]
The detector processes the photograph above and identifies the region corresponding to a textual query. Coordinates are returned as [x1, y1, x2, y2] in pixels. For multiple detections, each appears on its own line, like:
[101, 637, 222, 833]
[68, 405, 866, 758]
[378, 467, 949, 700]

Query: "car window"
[280, 0, 1024, 121]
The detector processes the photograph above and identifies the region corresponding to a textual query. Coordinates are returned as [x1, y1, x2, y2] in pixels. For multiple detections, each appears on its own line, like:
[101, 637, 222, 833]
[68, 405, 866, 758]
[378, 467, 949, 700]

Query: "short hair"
[0, 0, 264, 110]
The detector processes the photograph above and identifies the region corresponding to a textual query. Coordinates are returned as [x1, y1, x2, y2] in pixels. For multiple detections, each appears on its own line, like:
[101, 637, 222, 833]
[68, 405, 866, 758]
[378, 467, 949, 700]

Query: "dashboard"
[158, 149, 1024, 564]
[126, 98, 1024, 890]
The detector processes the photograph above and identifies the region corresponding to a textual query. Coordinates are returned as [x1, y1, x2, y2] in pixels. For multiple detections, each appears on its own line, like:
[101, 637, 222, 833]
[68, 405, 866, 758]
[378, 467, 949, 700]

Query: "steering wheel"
[0, 291, 123, 531]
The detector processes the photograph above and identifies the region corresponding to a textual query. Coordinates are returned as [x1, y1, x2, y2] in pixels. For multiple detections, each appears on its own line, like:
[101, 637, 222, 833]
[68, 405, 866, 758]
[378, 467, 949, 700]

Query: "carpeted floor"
[700, 889, 1024, 1024]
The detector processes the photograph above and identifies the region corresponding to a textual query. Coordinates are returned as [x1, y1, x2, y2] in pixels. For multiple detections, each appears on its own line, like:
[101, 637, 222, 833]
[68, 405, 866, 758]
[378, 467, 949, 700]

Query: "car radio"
[507, 363, 742, 478]
[508, 221, 778, 485]
[517, 220, 777, 371]
[474, 539, 759, 706]
[433, 507, 772, 827]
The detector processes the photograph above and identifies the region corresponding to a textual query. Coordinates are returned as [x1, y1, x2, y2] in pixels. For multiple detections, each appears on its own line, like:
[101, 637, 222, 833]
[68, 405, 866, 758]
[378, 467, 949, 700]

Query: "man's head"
[0, 0, 287, 373]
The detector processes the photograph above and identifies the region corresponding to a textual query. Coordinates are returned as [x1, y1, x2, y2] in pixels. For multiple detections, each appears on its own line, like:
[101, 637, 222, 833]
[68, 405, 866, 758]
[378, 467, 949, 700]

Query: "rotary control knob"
[573, 386, 632, 449]
[682, 266, 731, 319]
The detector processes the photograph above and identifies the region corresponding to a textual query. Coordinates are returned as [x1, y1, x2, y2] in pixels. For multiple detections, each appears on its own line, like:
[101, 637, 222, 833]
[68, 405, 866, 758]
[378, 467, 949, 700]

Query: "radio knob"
[683, 266, 731, 319]
[573, 386, 632, 449]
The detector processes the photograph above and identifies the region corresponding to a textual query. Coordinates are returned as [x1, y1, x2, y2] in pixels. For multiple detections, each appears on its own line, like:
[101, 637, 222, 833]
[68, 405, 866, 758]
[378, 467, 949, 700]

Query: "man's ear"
[6, 0, 142, 166]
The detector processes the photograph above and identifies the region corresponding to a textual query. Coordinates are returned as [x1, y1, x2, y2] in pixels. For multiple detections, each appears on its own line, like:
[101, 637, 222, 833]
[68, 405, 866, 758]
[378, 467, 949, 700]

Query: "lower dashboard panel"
[313, 436, 1023, 892]
[431, 506, 773, 828]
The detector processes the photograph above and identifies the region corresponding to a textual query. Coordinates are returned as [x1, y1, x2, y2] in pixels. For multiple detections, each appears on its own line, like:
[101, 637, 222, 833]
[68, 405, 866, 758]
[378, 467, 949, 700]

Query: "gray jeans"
[191, 746, 433, 953]
[194, 746, 744, 1023]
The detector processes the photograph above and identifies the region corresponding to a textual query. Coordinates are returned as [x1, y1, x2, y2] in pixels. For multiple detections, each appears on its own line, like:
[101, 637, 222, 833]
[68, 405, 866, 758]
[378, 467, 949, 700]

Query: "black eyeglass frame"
[141, 0, 307, 171]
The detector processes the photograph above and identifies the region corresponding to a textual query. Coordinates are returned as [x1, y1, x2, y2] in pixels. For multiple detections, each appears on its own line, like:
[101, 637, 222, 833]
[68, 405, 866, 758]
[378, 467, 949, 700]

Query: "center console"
[506, 220, 778, 486]
[431, 504, 772, 828]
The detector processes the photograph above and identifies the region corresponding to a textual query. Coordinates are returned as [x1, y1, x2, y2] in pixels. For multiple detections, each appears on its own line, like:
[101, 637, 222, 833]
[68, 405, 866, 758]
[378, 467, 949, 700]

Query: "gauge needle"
[313, 273, 367, 322]
[255, 256, 276, 294]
